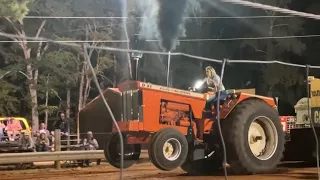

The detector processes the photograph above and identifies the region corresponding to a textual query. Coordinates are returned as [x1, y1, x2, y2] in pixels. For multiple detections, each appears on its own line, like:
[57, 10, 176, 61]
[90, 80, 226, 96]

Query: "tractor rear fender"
[220, 93, 277, 119]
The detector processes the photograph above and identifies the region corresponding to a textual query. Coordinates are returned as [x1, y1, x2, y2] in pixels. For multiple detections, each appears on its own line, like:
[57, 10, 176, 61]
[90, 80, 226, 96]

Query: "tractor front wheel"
[149, 128, 188, 171]
[104, 132, 141, 169]
[222, 99, 285, 175]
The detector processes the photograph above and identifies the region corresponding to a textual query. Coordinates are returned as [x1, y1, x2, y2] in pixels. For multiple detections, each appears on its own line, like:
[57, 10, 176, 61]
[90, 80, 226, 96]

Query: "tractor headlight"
[194, 79, 204, 89]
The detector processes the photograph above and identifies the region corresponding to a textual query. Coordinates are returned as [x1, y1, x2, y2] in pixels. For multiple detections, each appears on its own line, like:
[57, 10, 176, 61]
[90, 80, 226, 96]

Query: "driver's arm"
[206, 79, 218, 92]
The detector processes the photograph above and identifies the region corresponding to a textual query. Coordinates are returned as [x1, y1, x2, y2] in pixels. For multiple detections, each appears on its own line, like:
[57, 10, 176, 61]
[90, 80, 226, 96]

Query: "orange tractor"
[103, 80, 285, 175]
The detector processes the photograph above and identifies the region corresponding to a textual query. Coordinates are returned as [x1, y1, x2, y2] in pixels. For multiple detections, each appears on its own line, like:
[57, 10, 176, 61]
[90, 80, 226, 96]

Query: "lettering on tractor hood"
[139, 82, 204, 98]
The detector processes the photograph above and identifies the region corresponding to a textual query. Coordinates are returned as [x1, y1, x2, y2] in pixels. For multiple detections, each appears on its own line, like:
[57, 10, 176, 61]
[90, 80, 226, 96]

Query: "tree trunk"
[21, 20, 46, 131]
[78, 63, 85, 112]
[29, 80, 39, 131]
[264, 19, 275, 97]
[77, 62, 85, 143]
[121, 0, 132, 80]
[113, 54, 117, 87]
[83, 75, 91, 108]
[82, 48, 93, 108]
[24, 47, 39, 131]
[266, 19, 275, 61]
[44, 76, 49, 126]
[66, 87, 70, 118]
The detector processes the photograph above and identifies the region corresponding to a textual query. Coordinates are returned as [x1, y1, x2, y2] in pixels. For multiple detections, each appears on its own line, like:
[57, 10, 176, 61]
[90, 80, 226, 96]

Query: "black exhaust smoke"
[158, 0, 188, 51]
[137, 0, 201, 52]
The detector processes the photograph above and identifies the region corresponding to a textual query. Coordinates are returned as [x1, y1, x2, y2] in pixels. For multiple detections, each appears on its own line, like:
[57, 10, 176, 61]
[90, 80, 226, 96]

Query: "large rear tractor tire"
[222, 99, 285, 175]
[104, 132, 141, 169]
[149, 128, 188, 171]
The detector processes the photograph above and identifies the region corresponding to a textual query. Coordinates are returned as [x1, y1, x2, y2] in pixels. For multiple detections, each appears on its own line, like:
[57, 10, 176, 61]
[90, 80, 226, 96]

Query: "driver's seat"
[202, 89, 236, 119]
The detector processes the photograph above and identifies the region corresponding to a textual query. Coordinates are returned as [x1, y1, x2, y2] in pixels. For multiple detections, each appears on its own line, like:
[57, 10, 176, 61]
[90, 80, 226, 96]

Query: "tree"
[0, 0, 32, 22]
[38, 44, 78, 124]
[0, 1, 34, 117]
[3, 19, 48, 130]
[299, 1, 320, 77]
[0, 0, 115, 129]
[0, 0, 57, 130]
[240, 0, 305, 96]
[0, 79, 19, 115]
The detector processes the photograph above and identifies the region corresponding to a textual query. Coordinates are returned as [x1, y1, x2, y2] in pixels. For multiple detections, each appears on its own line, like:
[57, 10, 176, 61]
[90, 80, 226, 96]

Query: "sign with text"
[311, 107, 320, 126]
[311, 78, 320, 108]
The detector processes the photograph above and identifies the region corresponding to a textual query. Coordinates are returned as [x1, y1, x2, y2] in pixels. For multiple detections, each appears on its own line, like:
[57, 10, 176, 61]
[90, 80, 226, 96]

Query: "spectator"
[53, 113, 72, 151]
[38, 122, 54, 146]
[83, 131, 99, 150]
[18, 132, 35, 152]
[0, 121, 5, 142]
[35, 132, 49, 152]
[82, 131, 99, 166]
[39, 123, 50, 136]
[6, 117, 22, 141]
[53, 112, 70, 136]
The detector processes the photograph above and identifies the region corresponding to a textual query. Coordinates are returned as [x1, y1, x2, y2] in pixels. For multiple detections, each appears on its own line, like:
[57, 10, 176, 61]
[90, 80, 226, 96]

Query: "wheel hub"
[248, 122, 266, 157]
[162, 138, 182, 161]
[248, 116, 278, 161]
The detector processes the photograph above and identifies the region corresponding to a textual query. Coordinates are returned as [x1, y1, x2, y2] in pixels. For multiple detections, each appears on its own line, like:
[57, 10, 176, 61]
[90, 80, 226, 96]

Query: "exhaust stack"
[166, 51, 171, 86]
[131, 52, 143, 80]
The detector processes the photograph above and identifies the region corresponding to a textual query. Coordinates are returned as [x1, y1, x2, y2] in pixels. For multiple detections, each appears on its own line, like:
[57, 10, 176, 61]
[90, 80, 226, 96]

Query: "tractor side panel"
[79, 88, 122, 150]
[141, 88, 206, 136]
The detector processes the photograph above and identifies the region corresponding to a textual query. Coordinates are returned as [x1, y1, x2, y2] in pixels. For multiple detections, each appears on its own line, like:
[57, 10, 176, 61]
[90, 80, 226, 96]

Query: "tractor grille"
[121, 90, 142, 121]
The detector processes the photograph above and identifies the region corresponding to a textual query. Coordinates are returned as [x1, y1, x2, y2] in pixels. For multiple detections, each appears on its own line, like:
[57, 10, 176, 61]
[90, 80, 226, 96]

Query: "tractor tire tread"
[222, 98, 285, 175]
[149, 128, 188, 171]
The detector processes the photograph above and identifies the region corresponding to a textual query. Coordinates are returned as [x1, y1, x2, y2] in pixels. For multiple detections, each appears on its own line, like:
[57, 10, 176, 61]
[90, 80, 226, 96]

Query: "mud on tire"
[149, 128, 188, 171]
[222, 99, 285, 175]
[104, 132, 141, 169]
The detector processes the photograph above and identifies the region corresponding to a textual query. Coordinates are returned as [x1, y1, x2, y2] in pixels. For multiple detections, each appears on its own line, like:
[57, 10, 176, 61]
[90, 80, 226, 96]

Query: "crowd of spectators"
[0, 112, 100, 168]
[1, 112, 99, 153]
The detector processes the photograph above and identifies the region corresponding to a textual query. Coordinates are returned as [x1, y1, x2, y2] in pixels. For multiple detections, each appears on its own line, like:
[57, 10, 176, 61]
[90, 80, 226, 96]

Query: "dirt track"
[0, 161, 318, 180]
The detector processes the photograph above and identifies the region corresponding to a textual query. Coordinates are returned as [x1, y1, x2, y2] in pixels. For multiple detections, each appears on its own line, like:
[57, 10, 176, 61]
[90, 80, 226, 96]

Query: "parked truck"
[281, 76, 320, 162]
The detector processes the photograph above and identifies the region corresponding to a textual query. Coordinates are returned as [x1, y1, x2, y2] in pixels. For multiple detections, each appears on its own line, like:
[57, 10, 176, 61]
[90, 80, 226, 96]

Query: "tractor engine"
[160, 101, 193, 127]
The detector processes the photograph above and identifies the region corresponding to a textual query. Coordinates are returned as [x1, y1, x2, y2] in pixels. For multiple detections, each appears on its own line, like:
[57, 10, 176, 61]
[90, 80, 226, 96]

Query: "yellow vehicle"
[0, 117, 31, 134]
[0, 117, 32, 153]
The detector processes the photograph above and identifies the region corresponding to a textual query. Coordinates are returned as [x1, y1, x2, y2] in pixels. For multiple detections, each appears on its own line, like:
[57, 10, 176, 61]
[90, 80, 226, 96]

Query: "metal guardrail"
[0, 129, 149, 168]
[0, 150, 104, 165]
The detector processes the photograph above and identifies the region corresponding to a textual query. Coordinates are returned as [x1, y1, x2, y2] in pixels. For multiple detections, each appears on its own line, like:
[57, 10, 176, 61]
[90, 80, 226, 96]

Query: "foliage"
[262, 64, 304, 88]
[41, 50, 78, 82]
[235, 0, 307, 96]
[0, 79, 19, 115]
[38, 104, 59, 116]
[0, 0, 32, 22]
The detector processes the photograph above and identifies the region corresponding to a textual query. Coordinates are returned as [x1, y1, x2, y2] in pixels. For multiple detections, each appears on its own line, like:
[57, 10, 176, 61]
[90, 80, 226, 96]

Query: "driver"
[203, 66, 228, 118]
